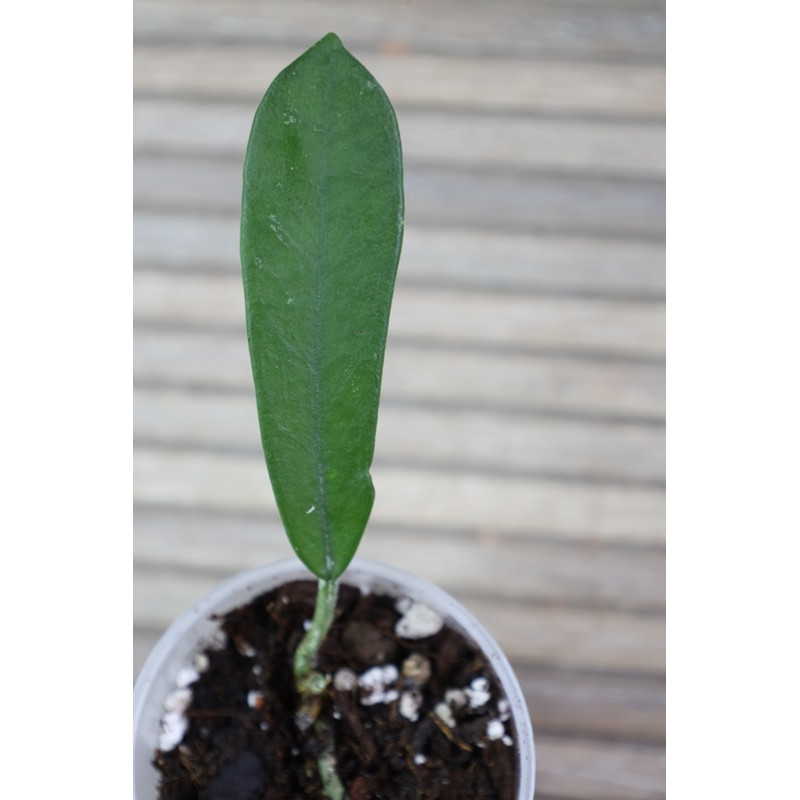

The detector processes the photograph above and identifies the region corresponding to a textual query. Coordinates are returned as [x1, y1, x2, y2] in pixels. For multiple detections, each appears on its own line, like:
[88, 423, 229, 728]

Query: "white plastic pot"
[133, 557, 535, 799]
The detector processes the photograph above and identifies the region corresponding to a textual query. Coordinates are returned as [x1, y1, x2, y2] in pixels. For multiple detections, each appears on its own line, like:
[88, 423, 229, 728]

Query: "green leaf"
[240, 33, 404, 580]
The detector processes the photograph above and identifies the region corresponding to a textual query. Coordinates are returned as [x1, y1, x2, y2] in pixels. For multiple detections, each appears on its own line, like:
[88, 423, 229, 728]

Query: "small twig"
[429, 711, 473, 753]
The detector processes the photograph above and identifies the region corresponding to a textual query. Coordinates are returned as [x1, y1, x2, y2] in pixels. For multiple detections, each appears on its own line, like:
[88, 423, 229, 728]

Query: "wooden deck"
[133, 2, 665, 798]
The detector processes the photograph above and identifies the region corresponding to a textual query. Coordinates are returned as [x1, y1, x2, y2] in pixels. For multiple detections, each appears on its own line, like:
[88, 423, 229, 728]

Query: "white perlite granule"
[497, 698, 510, 721]
[465, 676, 491, 709]
[394, 600, 444, 639]
[358, 664, 399, 706]
[164, 688, 192, 715]
[175, 667, 200, 688]
[157, 660, 203, 752]
[159, 711, 188, 752]
[486, 718, 505, 741]
[395, 597, 414, 614]
[194, 653, 210, 673]
[444, 688, 467, 710]
[434, 702, 456, 728]
[399, 688, 423, 722]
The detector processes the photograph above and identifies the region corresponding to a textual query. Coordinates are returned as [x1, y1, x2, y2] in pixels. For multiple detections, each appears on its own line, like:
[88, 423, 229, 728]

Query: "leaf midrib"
[310, 48, 335, 576]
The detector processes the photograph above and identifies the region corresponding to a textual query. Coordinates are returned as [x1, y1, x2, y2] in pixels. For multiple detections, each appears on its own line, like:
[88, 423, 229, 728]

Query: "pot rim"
[133, 556, 535, 799]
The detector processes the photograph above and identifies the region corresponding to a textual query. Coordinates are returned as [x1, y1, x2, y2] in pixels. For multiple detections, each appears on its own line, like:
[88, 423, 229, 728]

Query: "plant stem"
[293, 578, 349, 799]
[318, 740, 347, 800]
[294, 577, 339, 697]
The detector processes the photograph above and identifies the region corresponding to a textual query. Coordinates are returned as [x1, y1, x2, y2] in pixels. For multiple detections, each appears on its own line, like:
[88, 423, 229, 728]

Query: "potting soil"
[154, 580, 517, 799]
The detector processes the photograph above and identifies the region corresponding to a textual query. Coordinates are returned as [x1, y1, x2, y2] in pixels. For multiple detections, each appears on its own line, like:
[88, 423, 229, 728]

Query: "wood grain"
[517, 668, 665, 743]
[134, 212, 665, 299]
[135, 99, 665, 179]
[134, 387, 664, 484]
[134, 447, 665, 545]
[134, 46, 665, 118]
[534, 735, 664, 800]
[134, 270, 665, 358]
[134, 328, 665, 421]
[134, 154, 664, 239]
[133, 507, 664, 614]
[134, 0, 665, 63]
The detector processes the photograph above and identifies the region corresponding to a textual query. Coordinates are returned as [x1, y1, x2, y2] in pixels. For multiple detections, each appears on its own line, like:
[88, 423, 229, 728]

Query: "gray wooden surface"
[133, 2, 665, 798]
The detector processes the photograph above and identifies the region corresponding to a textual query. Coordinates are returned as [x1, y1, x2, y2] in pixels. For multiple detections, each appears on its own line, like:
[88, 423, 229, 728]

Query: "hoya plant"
[240, 33, 403, 796]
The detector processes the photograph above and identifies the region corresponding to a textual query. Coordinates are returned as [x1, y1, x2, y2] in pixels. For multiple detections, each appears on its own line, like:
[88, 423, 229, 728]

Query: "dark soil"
[154, 580, 518, 799]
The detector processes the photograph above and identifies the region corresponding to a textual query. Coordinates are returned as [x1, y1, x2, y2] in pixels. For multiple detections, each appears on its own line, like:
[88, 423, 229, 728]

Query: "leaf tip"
[317, 32, 346, 51]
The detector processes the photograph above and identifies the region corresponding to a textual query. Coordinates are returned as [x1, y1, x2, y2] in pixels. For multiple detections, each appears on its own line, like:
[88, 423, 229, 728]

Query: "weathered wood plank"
[133, 154, 665, 239]
[133, 271, 665, 358]
[133, 329, 665, 420]
[134, 212, 665, 299]
[133, 447, 665, 544]
[518, 668, 664, 743]
[134, 0, 666, 63]
[134, 100, 665, 179]
[535, 735, 664, 800]
[134, 387, 665, 484]
[133, 566, 663, 675]
[133, 506, 664, 613]
[409, 167, 663, 239]
[465, 597, 663, 676]
[399, 227, 664, 298]
[133, 46, 665, 118]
